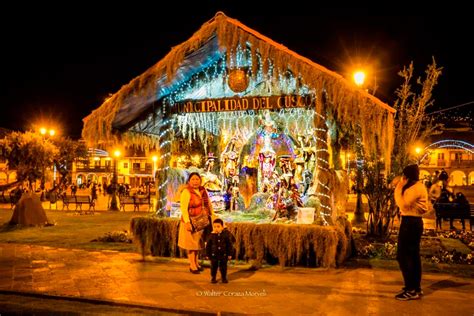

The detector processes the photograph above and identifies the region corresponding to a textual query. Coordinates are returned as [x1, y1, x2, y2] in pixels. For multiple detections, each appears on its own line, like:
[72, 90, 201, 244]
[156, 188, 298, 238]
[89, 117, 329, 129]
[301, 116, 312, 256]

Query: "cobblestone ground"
[0, 243, 473, 315]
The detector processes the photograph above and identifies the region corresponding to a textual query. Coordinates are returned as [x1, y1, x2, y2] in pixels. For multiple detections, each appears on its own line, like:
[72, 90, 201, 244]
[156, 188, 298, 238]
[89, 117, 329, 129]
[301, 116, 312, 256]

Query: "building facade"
[419, 126, 474, 186]
[71, 148, 155, 188]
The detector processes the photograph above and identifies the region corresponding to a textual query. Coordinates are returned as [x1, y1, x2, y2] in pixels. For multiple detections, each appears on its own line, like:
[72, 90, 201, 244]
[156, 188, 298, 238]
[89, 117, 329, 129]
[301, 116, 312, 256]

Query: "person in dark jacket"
[205, 218, 235, 283]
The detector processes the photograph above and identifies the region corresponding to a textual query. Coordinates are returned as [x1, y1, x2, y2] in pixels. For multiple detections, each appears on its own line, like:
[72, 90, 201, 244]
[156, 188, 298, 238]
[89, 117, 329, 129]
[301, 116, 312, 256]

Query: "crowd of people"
[27, 179, 153, 206]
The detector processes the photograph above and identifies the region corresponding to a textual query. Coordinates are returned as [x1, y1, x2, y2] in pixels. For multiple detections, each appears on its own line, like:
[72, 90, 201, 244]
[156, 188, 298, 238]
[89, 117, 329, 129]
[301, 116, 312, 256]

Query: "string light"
[142, 46, 337, 221]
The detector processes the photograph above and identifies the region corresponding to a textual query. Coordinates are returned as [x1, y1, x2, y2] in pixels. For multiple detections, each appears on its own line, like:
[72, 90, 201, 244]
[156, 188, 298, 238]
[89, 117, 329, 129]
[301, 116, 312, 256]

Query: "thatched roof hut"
[83, 12, 394, 156]
[82, 12, 395, 219]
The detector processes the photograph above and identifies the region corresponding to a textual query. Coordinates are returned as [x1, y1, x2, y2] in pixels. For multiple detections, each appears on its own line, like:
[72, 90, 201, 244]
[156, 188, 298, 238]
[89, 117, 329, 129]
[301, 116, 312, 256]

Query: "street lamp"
[109, 149, 121, 211]
[352, 67, 378, 95]
[414, 146, 425, 164]
[39, 126, 56, 200]
[353, 70, 366, 87]
[350, 71, 368, 224]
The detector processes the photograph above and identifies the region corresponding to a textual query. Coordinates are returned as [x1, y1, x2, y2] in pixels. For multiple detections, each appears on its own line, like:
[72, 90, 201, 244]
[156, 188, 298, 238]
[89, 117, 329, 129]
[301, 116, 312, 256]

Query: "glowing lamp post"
[40, 127, 56, 137]
[414, 146, 424, 164]
[109, 149, 121, 211]
[351, 71, 367, 223]
[39, 127, 56, 200]
[353, 70, 366, 87]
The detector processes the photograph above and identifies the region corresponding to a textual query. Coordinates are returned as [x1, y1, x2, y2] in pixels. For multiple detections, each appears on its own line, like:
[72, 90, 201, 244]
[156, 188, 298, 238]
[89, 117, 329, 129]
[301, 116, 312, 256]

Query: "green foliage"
[0, 131, 88, 188]
[356, 241, 397, 259]
[92, 230, 133, 243]
[0, 131, 58, 187]
[52, 138, 88, 185]
[363, 158, 397, 240]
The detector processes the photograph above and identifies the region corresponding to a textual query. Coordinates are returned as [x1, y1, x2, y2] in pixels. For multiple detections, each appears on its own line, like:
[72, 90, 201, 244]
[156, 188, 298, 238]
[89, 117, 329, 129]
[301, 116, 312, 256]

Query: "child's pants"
[210, 258, 228, 280]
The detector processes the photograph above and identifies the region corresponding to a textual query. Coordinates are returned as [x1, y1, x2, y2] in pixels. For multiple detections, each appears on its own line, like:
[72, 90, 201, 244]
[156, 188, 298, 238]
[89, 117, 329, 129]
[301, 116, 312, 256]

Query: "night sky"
[2, 8, 472, 138]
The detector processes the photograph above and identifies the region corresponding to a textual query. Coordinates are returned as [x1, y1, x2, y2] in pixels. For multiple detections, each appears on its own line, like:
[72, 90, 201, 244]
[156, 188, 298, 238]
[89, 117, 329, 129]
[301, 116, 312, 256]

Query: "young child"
[205, 218, 235, 283]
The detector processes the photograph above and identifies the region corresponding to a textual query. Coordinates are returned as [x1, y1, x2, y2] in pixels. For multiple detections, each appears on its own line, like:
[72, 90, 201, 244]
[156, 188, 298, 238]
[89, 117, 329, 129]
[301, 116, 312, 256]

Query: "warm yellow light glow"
[353, 71, 366, 86]
[114, 150, 121, 158]
[347, 153, 351, 159]
[93, 157, 100, 161]
[415, 147, 422, 154]
[152, 155, 158, 162]
[39, 126, 56, 137]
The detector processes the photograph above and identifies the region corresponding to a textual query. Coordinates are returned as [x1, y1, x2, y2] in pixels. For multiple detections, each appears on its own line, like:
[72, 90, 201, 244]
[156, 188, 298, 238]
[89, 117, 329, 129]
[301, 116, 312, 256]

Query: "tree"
[364, 59, 442, 239]
[0, 131, 88, 190]
[52, 138, 88, 187]
[0, 131, 58, 190]
[392, 58, 443, 175]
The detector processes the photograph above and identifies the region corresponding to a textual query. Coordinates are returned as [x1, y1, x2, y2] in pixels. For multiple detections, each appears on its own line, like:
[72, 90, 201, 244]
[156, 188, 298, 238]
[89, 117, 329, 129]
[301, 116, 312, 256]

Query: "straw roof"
[82, 12, 395, 165]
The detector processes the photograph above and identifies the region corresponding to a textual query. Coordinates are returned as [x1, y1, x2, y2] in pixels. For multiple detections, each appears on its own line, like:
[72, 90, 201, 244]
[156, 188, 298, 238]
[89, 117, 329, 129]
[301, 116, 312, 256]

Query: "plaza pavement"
[0, 243, 473, 315]
[0, 188, 472, 314]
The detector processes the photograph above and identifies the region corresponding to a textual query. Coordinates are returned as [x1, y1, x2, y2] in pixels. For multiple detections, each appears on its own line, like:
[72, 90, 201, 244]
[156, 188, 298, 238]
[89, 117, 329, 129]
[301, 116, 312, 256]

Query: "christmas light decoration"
[146, 45, 336, 220]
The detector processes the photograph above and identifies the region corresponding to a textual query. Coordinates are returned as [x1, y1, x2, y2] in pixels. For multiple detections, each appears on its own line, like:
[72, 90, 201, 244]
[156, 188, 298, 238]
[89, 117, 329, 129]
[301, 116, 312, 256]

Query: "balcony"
[130, 167, 153, 175]
[449, 160, 474, 169]
[75, 166, 112, 173]
[437, 160, 446, 167]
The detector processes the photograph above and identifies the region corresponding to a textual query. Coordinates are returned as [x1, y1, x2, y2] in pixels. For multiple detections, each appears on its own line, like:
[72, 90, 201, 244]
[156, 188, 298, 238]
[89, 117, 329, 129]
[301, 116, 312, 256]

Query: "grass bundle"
[130, 216, 352, 268]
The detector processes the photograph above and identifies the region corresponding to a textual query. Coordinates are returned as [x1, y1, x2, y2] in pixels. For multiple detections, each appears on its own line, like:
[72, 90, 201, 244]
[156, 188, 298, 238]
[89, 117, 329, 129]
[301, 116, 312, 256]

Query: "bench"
[75, 195, 95, 214]
[134, 196, 152, 211]
[434, 202, 473, 231]
[62, 195, 76, 210]
[62, 195, 95, 214]
[119, 196, 136, 211]
[119, 195, 151, 211]
[0, 191, 19, 208]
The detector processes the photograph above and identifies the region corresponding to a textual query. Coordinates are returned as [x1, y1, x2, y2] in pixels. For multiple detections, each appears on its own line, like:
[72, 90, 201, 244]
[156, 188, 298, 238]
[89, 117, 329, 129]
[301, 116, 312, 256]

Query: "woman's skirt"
[178, 222, 203, 250]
